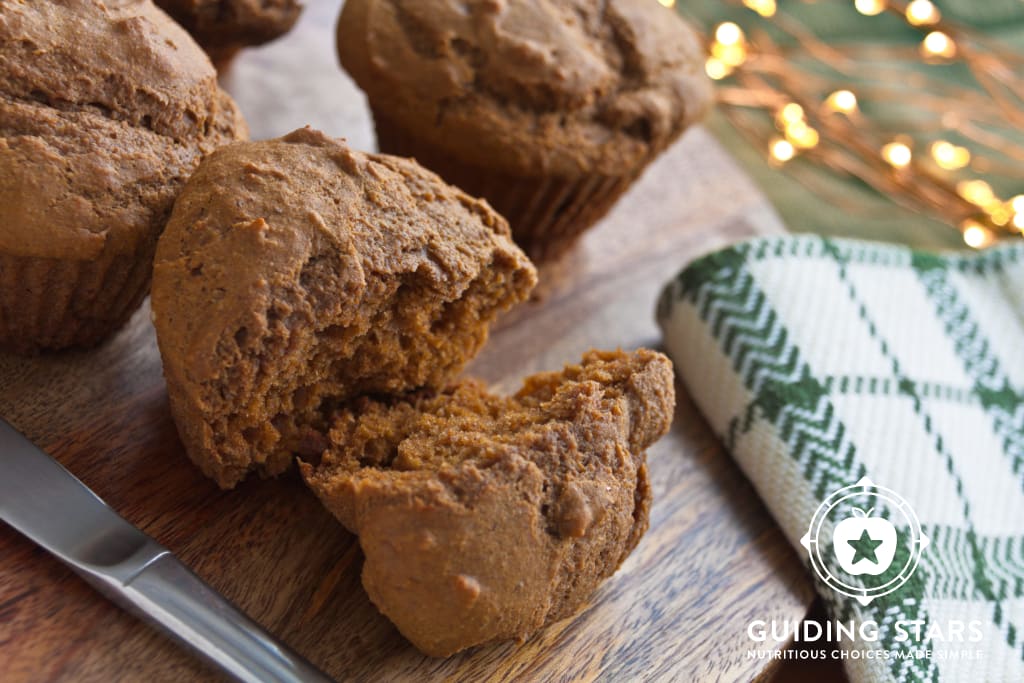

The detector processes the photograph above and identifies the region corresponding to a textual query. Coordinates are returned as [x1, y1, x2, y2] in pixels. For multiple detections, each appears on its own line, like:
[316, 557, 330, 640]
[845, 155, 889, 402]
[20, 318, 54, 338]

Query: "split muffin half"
[302, 348, 675, 657]
[152, 128, 537, 488]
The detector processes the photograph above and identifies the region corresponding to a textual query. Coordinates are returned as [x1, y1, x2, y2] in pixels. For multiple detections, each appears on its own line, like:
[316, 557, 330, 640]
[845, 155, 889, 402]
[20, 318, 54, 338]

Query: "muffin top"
[154, 126, 533, 388]
[0, 0, 245, 260]
[338, 0, 711, 177]
[154, 0, 302, 61]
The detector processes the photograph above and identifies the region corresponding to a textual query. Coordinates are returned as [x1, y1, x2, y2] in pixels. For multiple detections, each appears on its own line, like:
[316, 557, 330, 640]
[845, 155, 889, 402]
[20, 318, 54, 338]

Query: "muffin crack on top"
[0, 2, 241, 143]
[339, 0, 710, 175]
[0, 80, 239, 146]
[384, 0, 688, 121]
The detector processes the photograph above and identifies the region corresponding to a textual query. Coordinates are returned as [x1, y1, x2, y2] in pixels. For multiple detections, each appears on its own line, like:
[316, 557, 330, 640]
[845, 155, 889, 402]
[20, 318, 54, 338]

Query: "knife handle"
[87, 550, 335, 683]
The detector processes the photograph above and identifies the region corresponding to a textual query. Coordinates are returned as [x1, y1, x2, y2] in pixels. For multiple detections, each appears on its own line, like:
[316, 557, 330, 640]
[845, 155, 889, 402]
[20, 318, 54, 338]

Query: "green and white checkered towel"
[656, 235, 1024, 683]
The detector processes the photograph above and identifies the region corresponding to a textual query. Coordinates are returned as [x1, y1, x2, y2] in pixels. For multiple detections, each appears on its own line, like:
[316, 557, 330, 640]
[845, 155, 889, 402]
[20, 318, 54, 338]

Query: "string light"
[956, 180, 1009, 228]
[882, 141, 912, 168]
[785, 120, 820, 149]
[921, 31, 956, 59]
[962, 222, 993, 249]
[825, 90, 858, 114]
[715, 22, 744, 46]
[705, 57, 732, 80]
[770, 138, 796, 163]
[986, 203, 1012, 227]
[712, 42, 748, 67]
[957, 179, 995, 206]
[777, 103, 805, 127]
[1006, 196, 1024, 230]
[961, 220, 994, 249]
[742, 0, 777, 17]
[854, 0, 886, 16]
[706, 21, 747, 79]
[930, 141, 971, 170]
[696, 3, 1023, 247]
[906, 0, 941, 26]
[657, 0, 676, 7]
[772, 102, 818, 149]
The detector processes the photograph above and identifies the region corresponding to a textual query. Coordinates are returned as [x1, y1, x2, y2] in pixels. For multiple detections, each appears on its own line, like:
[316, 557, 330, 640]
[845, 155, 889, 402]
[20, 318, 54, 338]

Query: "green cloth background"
[677, 0, 1024, 251]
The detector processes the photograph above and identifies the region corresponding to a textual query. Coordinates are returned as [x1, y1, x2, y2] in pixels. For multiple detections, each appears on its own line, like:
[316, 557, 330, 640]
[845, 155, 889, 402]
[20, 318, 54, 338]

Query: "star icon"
[847, 529, 884, 564]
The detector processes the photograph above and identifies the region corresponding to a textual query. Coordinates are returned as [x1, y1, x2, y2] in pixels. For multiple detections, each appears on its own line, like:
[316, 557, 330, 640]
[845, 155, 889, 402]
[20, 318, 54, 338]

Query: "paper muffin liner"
[0, 237, 155, 355]
[372, 108, 647, 262]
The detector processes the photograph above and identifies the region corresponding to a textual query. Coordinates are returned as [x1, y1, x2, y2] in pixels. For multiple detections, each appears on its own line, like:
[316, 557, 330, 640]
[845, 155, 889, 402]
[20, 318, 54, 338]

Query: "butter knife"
[0, 417, 334, 683]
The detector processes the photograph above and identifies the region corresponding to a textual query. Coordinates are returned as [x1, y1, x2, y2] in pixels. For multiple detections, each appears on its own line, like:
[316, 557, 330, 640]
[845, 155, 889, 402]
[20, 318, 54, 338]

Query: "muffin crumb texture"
[303, 348, 676, 657]
[152, 128, 536, 488]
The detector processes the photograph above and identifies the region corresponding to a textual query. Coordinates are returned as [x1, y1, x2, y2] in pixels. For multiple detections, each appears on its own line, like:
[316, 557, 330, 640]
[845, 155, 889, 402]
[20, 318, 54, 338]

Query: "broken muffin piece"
[152, 127, 537, 489]
[301, 349, 675, 657]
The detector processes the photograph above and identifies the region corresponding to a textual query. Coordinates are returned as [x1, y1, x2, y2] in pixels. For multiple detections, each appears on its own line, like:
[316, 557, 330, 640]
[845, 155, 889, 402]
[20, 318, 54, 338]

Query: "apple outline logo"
[831, 506, 898, 576]
[800, 477, 929, 606]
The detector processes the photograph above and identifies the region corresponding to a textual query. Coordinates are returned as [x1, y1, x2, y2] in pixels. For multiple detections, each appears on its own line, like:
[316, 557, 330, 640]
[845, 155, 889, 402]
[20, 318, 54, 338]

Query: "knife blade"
[0, 417, 335, 683]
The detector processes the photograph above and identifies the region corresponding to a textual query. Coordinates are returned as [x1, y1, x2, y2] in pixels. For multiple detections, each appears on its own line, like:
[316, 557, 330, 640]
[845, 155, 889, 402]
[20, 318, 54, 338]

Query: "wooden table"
[0, 2, 815, 680]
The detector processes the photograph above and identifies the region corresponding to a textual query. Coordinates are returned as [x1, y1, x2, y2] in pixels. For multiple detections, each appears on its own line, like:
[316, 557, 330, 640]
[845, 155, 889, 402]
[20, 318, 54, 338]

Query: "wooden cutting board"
[0, 2, 815, 680]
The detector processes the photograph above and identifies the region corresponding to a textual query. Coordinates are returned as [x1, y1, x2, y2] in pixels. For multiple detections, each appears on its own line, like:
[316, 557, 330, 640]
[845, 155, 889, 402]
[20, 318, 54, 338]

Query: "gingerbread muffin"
[155, 0, 302, 67]
[0, 0, 246, 355]
[152, 127, 536, 489]
[337, 0, 711, 261]
[302, 349, 674, 656]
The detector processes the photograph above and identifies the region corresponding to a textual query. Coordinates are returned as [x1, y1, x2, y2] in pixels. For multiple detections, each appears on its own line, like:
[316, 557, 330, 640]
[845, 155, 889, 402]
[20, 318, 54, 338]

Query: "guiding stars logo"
[801, 477, 930, 605]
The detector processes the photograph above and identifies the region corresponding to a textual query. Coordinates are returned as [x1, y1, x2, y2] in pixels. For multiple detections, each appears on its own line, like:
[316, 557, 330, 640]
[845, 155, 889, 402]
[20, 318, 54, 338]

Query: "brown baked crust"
[302, 348, 675, 657]
[0, 0, 246, 353]
[337, 0, 711, 177]
[152, 127, 537, 489]
[154, 0, 302, 63]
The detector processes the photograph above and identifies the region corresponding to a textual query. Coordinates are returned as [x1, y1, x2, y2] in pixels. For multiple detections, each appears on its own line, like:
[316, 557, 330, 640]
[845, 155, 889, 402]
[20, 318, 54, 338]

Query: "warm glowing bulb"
[855, 0, 886, 16]
[931, 141, 955, 165]
[922, 31, 956, 59]
[1014, 212, 1024, 231]
[657, 0, 676, 7]
[786, 121, 820, 149]
[987, 204, 1011, 227]
[957, 180, 995, 206]
[1011, 195, 1024, 214]
[826, 90, 858, 114]
[882, 142, 912, 168]
[742, 0, 777, 17]
[715, 22, 744, 46]
[771, 138, 796, 163]
[906, 0, 940, 25]
[930, 141, 971, 170]
[961, 221, 993, 249]
[705, 57, 732, 80]
[711, 42, 748, 67]
[777, 103, 805, 127]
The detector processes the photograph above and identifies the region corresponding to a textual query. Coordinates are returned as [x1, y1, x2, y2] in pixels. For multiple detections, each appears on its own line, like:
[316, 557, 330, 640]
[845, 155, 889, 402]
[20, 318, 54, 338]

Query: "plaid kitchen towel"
[656, 235, 1024, 683]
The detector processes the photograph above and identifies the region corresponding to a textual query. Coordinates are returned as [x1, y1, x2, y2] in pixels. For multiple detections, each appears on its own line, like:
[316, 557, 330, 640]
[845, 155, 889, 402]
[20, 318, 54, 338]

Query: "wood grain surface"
[0, 2, 816, 681]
